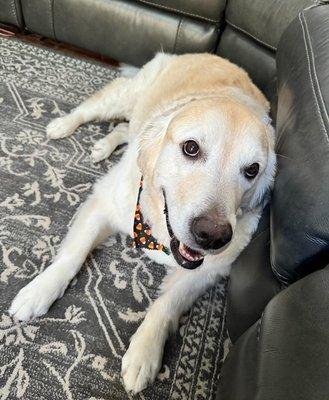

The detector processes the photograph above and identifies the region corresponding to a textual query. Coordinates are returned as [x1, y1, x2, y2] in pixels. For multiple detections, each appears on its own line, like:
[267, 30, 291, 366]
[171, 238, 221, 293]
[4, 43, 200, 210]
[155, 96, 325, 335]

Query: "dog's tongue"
[178, 243, 204, 262]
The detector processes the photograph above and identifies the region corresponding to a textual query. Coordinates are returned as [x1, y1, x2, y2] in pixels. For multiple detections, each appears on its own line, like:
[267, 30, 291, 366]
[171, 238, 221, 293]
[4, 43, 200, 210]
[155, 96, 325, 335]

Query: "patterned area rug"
[0, 38, 228, 400]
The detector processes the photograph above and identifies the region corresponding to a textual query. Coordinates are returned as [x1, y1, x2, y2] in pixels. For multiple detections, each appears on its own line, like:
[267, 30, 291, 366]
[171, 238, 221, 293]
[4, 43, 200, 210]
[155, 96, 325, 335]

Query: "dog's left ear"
[249, 123, 276, 210]
[137, 111, 175, 180]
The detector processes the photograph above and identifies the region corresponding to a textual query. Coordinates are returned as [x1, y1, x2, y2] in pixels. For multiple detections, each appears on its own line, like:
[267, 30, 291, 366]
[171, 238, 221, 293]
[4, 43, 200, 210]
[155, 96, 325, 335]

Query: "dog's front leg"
[9, 195, 112, 321]
[121, 266, 226, 394]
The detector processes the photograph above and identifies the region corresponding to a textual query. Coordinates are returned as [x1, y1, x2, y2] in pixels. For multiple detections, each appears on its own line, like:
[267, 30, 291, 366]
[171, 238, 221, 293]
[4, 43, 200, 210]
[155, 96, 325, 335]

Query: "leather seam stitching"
[137, 0, 220, 23]
[10, 0, 19, 25]
[226, 19, 277, 51]
[176, 17, 184, 53]
[299, 12, 329, 142]
[48, 0, 56, 39]
[173, 18, 183, 53]
[302, 11, 329, 131]
[270, 263, 291, 286]
[257, 313, 264, 341]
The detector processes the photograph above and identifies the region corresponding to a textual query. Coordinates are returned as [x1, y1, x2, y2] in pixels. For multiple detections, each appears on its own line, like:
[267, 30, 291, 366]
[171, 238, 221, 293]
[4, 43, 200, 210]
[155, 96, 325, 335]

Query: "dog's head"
[137, 97, 276, 269]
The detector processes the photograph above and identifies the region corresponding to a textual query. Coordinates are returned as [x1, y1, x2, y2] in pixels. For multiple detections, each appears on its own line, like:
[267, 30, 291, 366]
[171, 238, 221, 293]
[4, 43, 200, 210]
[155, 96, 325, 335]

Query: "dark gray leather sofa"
[2, 1, 329, 399]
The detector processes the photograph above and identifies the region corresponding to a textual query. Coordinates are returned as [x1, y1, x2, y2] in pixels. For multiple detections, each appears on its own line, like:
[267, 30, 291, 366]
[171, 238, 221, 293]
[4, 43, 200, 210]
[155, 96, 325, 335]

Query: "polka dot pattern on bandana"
[132, 178, 170, 255]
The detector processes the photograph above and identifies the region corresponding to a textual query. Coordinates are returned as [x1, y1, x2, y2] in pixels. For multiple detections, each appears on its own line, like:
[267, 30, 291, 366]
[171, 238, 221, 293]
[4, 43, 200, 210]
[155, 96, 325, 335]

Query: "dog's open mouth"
[170, 237, 204, 269]
[163, 190, 204, 270]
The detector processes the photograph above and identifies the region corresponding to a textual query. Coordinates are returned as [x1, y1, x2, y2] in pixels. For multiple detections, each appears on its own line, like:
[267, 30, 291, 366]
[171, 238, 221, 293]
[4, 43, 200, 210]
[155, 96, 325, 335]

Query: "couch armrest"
[218, 264, 329, 400]
[270, 3, 329, 285]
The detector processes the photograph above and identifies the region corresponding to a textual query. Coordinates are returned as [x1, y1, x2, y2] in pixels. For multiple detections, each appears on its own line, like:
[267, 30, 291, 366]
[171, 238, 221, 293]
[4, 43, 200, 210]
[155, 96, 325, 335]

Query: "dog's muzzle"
[163, 192, 204, 270]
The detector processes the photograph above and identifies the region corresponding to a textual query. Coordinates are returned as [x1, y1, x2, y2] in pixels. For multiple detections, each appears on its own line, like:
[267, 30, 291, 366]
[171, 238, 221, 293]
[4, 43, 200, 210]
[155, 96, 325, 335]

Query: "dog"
[9, 53, 276, 394]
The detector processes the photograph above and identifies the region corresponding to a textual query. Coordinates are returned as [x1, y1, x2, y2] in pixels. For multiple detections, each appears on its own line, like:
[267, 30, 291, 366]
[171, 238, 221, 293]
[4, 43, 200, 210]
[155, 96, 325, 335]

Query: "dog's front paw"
[121, 329, 163, 394]
[46, 116, 77, 139]
[9, 270, 66, 321]
[91, 138, 113, 163]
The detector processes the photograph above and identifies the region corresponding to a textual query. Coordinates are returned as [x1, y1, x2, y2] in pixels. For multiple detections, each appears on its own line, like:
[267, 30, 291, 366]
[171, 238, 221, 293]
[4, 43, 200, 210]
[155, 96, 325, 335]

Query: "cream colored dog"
[9, 53, 276, 394]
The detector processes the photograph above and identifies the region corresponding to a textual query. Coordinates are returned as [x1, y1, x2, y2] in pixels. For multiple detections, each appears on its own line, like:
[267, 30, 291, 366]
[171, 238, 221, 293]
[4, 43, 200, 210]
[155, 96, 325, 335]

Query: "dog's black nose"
[192, 216, 232, 250]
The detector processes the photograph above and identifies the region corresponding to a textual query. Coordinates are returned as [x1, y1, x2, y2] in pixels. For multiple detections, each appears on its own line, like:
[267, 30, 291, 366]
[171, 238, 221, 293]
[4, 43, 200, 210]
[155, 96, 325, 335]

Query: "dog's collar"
[132, 177, 170, 255]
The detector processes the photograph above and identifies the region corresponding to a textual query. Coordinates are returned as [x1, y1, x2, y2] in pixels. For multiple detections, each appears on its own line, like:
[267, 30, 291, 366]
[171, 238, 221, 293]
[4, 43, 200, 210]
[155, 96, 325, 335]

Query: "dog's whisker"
[275, 152, 293, 161]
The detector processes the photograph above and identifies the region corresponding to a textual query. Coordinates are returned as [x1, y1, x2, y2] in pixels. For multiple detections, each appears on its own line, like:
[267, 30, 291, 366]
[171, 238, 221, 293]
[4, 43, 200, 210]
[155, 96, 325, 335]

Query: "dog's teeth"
[179, 243, 203, 262]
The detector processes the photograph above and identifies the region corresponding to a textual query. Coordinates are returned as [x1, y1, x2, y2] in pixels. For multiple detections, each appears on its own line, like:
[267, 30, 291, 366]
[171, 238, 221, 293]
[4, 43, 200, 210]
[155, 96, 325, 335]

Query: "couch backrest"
[216, 0, 314, 114]
[20, 0, 226, 66]
[0, 0, 313, 93]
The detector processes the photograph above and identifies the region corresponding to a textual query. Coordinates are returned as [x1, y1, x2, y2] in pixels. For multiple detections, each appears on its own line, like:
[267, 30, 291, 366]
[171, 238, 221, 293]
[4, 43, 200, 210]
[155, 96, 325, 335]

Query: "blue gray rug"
[0, 37, 228, 400]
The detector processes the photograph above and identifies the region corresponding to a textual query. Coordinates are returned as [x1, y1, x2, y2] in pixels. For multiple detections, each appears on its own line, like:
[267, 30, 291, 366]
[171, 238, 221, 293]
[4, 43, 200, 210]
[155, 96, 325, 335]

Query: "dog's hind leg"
[46, 53, 174, 140]
[9, 195, 113, 321]
[91, 122, 129, 163]
[46, 76, 135, 139]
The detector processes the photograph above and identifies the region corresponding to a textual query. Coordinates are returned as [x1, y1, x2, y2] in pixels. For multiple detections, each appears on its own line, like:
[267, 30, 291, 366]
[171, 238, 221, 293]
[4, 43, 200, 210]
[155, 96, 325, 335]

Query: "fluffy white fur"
[9, 53, 276, 394]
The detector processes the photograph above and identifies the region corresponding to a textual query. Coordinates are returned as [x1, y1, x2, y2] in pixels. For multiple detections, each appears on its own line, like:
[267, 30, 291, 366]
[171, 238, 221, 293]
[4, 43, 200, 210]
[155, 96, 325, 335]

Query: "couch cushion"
[134, 0, 226, 23]
[272, 5, 329, 283]
[22, 0, 219, 66]
[217, 26, 277, 117]
[0, 0, 23, 28]
[225, 0, 314, 51]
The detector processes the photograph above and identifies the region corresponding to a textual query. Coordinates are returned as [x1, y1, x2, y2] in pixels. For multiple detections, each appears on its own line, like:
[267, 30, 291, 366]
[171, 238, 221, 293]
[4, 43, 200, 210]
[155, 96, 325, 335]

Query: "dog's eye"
[183, 140, 199, 157]
[244, 163, 259, 179]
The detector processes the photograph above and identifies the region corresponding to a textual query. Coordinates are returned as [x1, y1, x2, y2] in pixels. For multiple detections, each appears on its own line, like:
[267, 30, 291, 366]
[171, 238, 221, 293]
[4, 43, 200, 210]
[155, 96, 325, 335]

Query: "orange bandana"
[132, 178, 170, 255]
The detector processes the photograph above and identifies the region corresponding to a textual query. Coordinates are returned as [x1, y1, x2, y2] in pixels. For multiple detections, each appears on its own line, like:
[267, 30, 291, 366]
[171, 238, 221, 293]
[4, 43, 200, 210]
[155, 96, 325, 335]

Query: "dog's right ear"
[137, 112, 175, 181]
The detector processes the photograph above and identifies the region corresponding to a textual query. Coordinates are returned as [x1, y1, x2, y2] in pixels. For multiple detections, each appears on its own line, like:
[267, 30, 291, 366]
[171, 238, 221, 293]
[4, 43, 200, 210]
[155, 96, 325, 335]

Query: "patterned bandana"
[132, 178, 170, 255]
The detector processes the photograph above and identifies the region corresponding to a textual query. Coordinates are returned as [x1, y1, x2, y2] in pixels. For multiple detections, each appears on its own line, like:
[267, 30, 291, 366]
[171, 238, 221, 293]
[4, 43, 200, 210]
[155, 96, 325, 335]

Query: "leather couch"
[2, 1, 329, 399]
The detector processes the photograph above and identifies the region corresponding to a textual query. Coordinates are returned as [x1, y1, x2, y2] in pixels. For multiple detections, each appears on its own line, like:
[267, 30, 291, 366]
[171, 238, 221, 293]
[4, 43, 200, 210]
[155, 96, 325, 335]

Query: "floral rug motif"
[0, 38, 228, 400]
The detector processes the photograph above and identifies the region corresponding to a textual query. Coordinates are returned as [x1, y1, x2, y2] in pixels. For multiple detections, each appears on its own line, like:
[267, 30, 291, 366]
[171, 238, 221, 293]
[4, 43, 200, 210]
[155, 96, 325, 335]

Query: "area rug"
[0, 38, 228, 400]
